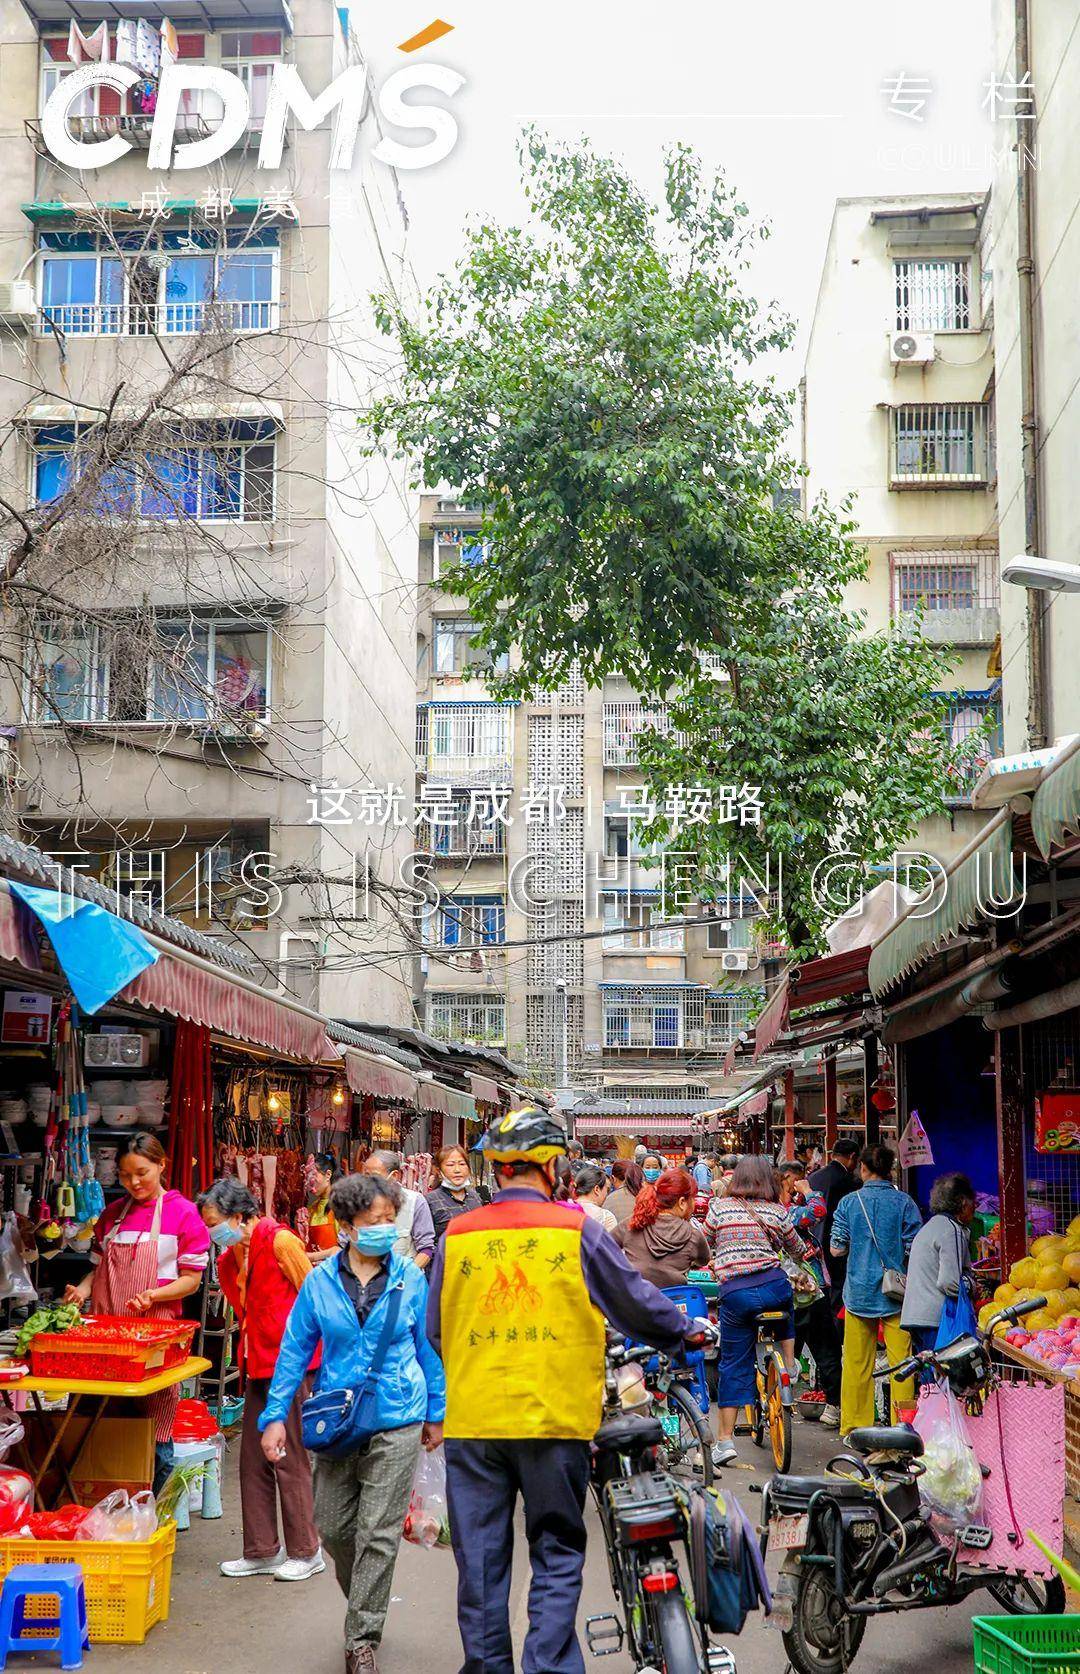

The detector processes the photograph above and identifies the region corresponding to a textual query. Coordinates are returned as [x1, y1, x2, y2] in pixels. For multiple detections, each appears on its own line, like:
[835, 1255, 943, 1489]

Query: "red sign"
[1, 991, 52, 1045]
[428, 1114, 444, 1153]
[1034, 1090, 1080, 1154]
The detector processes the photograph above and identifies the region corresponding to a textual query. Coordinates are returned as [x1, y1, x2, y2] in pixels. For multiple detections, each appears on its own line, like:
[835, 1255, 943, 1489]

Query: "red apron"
[91, 1193, 180, 1445]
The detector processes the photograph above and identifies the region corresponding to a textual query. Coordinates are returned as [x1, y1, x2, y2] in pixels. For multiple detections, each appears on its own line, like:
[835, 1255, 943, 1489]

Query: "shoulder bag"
[744, 1202, 823, 1308]
[301, 1279, 405, 1458]
[857, 1193, 906, 1304]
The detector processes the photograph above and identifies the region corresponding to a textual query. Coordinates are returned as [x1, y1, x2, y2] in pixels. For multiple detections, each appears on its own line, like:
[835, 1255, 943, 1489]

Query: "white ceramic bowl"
[89, 1080, 127, 1104]
[135, 1106, 164, 1128]
[100, 1105, 140, 1129]
[137, 1081, 168, 1099]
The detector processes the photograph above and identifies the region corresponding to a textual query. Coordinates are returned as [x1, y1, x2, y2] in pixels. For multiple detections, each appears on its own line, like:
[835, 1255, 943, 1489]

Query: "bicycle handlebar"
[871, 1295, 1048, 1382]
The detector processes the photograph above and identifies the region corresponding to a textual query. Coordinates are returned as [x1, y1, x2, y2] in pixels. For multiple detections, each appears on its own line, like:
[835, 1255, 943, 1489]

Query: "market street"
[77, 1422, 986, 1674]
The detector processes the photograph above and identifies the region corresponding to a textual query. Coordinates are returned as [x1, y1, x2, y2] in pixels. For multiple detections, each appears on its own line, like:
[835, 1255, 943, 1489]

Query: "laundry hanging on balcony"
[7, 882, 157, 1015]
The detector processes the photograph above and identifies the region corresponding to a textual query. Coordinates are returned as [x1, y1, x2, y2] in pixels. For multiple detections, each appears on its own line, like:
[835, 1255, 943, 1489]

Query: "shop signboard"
[1034, 1090, 1080, 1154]
[1, 990, 52, 1045]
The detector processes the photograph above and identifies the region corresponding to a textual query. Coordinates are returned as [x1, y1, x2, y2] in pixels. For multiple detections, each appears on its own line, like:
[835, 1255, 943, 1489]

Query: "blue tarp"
[9, 883, 158, 1015]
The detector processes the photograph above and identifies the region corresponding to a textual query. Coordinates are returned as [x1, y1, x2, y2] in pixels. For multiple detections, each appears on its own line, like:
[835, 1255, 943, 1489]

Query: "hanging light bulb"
[332, 1085, 346, 1106]
[267, 1092, 282, 1113]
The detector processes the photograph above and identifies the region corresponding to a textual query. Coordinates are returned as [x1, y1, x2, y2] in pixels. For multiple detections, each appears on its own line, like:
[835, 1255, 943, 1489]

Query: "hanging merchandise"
[168, 1021, 213, 1200]
[134, 19, 161, 76]
[67, 19, 111, 64]
[159, 16, 178, 67]
[898, 1109, 934, 1169]
[114, 19, 138, 69]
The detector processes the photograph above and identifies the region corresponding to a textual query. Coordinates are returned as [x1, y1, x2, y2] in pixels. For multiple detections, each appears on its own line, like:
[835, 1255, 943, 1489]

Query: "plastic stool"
[173, 1436, 224, 1529]
[0, 1563, 90, 1670]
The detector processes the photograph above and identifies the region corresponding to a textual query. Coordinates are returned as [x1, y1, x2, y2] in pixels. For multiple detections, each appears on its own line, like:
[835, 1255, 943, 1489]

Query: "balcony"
[425, 991, 506, 1048]
[939, 688, 1003, 806]
[890, 550, 1000, 648]
[418, 702, 514, 786]
[38, 299, 277, 338]
[600, 984, 761, 1055]
[889, 403, 991, 488]
[602, 702, 686, 768]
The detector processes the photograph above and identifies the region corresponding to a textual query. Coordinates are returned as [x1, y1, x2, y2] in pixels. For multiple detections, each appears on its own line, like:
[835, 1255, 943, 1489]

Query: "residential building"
[985, 1, 1080, 750]
[414, 495, 774, 1144]
[801, 194, 1001, 865]
[0, 0, 418, 1020]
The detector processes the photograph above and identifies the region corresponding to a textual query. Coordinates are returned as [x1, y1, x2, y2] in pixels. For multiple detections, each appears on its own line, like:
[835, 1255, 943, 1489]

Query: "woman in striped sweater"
[705, 1156, 811, 1466]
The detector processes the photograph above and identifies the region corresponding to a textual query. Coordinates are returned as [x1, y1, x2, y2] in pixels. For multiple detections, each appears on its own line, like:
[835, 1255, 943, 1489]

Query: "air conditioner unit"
[720, 949, 751, 972]
[890, 331, 935, 365]
[0, 282, 35, 324]
[84, 1033, 150, 1069]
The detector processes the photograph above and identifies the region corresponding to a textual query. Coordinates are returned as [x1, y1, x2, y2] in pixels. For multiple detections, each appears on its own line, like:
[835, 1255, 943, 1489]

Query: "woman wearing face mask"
[425, 1144, 482, 1246]
[64, 1134, 210, 1492]
[640, 1153, 664, 1185]
[260, 1173, 445, 1674]
[613, 1167, 710, 1287]
[304, 1151, 342, 1261]
[198, 1177, 322, 1583]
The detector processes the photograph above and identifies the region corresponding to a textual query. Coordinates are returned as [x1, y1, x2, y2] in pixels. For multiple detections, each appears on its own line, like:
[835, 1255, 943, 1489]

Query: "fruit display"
[986, 1215, 1080, 1378]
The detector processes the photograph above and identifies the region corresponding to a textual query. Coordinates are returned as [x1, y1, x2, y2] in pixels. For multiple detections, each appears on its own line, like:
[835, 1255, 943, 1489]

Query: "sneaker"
[346, 1647, 379, 1674]
[819, 1404, 841, 1430]
[275, 1550, 326, 1582]
[220, 1551, 284, 1577]
[712, 1441, 738, 1467]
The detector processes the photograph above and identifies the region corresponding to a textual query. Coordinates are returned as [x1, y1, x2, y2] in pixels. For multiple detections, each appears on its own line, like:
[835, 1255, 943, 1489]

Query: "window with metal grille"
[602, 1084, 709, 1104]
[602, 702, 685, 767]
[890, 551, 1000, 614]
[937, 688, 1003, 801]
[424, 703, 514, 783]
[427, 791, 507, 857]
[433, 618, 508, 675]
[426, 894, 505, 947]
[32, 423, 275, 520]
[426, 991, 506, 1046]
[894, 258, 971, 332]
[603, 987, 686, 1049]
[891, 405, 990, 484]
[601, 896, 684, 951]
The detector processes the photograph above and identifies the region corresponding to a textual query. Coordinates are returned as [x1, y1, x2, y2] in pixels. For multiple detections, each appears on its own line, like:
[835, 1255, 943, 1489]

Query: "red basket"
[30, 1318, 196, 1383]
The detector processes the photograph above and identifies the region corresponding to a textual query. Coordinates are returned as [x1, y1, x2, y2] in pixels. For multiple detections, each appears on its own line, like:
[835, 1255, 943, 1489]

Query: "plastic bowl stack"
[99, 1105, 140, 1130]
[84, 1101, 101, 1127]
[134, 1080, 167, 1129]
[88, 1079, 127, 1106]
[26, 1084, 52, 1127]
[95, 1146, 119, 1188]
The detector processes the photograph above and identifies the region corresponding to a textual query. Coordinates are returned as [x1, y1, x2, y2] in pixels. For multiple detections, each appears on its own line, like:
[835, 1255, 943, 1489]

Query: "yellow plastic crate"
[0, 1522, 175, 1644]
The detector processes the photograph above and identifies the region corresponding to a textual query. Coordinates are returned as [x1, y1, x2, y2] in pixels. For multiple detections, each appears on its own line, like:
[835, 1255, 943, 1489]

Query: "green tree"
[368, 134, 964, 953]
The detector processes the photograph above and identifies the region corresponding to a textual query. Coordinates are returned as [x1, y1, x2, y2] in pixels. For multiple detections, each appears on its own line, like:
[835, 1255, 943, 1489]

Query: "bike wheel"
[765, 1353, 793, 1473]
[784, 1565, 866, 1674]
[655, 1385, 715, 1486]
[986, 1573, 1067, 1616]
[650, 1584, 702, 1674]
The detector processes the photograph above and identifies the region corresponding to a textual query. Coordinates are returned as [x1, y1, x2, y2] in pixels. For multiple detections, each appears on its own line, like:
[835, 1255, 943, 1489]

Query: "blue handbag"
[935, 1223, 978, 1349]
[302, 1280, 404, 1458]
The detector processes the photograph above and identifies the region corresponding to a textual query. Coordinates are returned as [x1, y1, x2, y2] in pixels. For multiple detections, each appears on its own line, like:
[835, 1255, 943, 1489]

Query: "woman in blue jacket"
[260, 1172, 446, 1674]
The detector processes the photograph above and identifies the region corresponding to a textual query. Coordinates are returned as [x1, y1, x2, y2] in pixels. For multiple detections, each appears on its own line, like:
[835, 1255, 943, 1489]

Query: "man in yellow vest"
[426, 1108, 705, 1674]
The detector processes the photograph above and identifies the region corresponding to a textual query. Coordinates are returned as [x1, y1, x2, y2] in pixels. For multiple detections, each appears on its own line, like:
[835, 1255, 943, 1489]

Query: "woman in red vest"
[199, 1178, 324, 1583]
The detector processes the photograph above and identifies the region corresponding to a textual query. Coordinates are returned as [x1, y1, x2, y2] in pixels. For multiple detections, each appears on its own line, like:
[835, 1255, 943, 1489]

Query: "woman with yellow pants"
[829, 1143, 923, 1435]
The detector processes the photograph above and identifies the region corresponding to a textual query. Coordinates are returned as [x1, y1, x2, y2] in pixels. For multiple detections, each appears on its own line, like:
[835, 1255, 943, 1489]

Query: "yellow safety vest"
[440, 1198, 606, 1440]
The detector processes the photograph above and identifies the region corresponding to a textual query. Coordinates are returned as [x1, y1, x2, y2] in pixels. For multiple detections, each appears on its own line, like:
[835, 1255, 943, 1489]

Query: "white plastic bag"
[402, 1449, 450, 1549]
[0, 1414, 26, 1461]
[76, 1488, 156, 1542]
[0, 1214, 36, 1306]
[913, 1386, 983, 1532]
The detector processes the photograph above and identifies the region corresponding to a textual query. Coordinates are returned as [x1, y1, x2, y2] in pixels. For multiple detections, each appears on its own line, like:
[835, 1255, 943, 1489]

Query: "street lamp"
[1002, 555, 1080, 592]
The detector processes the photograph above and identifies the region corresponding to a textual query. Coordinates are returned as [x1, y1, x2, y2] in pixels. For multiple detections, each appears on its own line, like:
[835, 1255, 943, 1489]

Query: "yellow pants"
[839, 1312, 914, 1435]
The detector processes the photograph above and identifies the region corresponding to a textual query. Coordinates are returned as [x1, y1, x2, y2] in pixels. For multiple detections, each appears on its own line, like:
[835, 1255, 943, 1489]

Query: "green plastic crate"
[973, 1615, 1080, 1674]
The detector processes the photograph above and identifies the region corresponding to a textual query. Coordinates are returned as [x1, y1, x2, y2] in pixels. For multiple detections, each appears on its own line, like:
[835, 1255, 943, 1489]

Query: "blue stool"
[0, 1563, 90, 1670]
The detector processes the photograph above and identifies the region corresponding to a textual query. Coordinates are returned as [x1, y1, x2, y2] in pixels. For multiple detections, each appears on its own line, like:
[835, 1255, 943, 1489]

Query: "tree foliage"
[368, 134, 965, 953]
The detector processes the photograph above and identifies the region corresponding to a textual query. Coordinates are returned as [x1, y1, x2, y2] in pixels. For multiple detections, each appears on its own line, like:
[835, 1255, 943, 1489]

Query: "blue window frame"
[32, 424, 275, 522]
[37, 229, 278, 336]
[432, 894, 505, 947]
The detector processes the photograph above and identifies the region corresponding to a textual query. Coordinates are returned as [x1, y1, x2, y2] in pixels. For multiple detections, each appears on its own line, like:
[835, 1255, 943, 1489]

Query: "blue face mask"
[642, 1168, 661, 1183]
[210, 1220, 243, 1249]
[342, 1222, 398, 1257]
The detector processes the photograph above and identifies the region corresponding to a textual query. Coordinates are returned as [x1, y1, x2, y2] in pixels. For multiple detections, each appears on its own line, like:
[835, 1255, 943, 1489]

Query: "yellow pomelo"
[1036, 1262, 1070, 1290]
[1011, 1258, 1038, 1286]
[994, 1283, 1018, 1306]
[1023, 1309, 1058, 1332]
[1062, 1253, 1080, 1283]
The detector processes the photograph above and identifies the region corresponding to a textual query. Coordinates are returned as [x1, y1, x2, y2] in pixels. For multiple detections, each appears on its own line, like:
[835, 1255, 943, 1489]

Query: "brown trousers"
[240, 1375, 320, 1561]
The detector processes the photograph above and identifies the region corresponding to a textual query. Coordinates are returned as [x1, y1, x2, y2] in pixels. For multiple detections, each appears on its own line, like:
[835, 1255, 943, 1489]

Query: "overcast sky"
[364, 0, 998, 387]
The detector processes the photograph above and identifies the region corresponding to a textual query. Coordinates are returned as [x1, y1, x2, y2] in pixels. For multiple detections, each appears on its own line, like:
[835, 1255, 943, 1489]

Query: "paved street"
[72, 1417, 987, 1674]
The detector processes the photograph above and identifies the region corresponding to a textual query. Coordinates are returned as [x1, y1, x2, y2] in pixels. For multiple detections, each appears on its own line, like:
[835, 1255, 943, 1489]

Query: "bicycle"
[743, 1308, 794, 1473]
[588, 1333, 735, 1674]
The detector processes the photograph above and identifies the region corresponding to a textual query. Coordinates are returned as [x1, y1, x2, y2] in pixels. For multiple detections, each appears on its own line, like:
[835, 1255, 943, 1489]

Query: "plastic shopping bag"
[403, 1449, 451, 1549]
[0, 1214, 36, 1306]
[0, 1465, 33, 1535]
[913, 1385, 983, 1532]
[76, 1488, 157, 1542]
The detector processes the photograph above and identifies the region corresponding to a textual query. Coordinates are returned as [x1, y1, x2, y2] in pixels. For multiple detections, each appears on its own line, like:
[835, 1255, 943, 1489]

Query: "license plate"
[770, 1514, 809, 1551]
[658, 1408, 682, 1441]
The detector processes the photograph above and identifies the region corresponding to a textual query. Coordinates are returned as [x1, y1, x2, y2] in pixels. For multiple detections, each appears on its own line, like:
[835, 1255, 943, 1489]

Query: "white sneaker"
[819, 1404, 841, 1430]
[712, 1441, 738, 1467]
[275, 1550, 326, 1582]
[221, 1551, 284, 1577]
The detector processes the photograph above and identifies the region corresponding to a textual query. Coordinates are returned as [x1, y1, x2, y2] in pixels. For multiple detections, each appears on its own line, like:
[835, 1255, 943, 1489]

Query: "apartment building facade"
[985, 0, 1080, 752]
[0, 0, 418, 1021]
[414, 495, 774, 1145]
[801, 194, 1001, 867]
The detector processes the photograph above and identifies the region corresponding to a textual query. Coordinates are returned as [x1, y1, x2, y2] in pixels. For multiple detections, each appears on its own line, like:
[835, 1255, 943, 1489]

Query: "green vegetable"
[15, 1303, 83, 1359]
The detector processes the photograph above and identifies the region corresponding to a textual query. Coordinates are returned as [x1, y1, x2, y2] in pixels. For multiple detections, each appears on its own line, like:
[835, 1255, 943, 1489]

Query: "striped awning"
[342, 1050, 418, 1106]
[573, 1114, 698, 1137]
[0, 885, 42, 974]
[867, 810, 1014, 996]
[469, 1073, 501, 1106]
[1031, 737, 1080, 858]
[120, 952, 331, 1063]
[419, 1080, 477, 1122]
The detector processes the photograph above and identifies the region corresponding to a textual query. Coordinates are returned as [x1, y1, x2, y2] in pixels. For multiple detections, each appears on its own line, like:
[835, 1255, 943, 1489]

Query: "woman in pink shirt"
[65, 1135, 210, 1489]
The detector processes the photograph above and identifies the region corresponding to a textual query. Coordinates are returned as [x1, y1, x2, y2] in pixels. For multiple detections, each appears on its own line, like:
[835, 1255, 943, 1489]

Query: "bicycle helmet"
[475, 1107, 568, 1165]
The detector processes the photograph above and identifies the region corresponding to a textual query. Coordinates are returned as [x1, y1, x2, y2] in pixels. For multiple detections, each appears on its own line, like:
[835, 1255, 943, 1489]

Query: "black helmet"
[475, 1107, 568, 1165]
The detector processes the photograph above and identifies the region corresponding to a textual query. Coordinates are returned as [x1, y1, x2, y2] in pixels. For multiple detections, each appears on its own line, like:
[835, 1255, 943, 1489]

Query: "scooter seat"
[846, 1425, 924, 1458]
[593, 1413, 664, 1453]
[771, 1474, 874, 1502]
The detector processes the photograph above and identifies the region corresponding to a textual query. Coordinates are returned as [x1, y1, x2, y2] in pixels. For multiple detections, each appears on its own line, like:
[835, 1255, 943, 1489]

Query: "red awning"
[470, 1073, 501, 1105]
[788, 946, 871, 1010]
[0, 886, 42, 973]
[343, 1049, 417, 1105]
[121, 953, 331, 1064]
[752, 980, 790, 1061]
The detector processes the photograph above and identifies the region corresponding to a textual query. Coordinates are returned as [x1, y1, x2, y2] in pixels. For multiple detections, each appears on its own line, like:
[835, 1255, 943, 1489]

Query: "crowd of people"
[76, 1121, 980, 1674]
